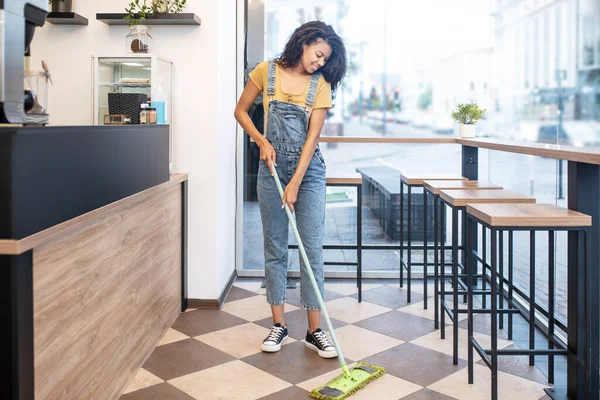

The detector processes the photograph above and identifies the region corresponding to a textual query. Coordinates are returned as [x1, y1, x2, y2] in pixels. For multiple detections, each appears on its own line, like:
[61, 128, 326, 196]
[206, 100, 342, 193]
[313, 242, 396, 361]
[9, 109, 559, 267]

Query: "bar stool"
[435, 188, 535, 365]
[399, 173, 467, 305]
[423, 181, 502, 331]
[301, 173, 364, 301]
[465, 203, 592, 400]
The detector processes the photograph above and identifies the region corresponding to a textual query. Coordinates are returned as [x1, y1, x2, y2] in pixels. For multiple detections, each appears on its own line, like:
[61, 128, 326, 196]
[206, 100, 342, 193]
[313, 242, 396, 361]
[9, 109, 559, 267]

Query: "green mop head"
[310, 362, 386, 400]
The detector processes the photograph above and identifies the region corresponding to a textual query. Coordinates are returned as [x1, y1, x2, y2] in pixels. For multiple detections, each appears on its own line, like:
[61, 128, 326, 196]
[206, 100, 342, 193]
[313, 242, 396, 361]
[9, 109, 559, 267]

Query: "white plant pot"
[459, 123, 476, 138]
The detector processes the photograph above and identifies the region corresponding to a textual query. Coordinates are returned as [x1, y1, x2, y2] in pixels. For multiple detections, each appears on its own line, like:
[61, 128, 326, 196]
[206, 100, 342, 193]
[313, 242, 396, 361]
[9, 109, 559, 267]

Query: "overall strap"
[267, 61, 276, 99]
[305, 72, 321, 108]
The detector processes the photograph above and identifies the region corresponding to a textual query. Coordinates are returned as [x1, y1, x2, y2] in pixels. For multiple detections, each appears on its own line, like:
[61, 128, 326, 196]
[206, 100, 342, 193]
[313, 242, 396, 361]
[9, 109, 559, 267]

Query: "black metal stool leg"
[529, 230, 536, 366]
[400, 181, 404, 288]
[424, 188, 428, 310]
[482, 227, 487, 309]
[508, 231, 514, 341]
[499, 232, 504, 330]
[467, 214, 475, 384]
[440, 204, 446, 339]
[491, 228, 498, 400]
[452, 207, 459, 365]
[434, 194, 439, 329]
[548, 230, 555, 384]
[358, 185, 362, 302]
[461, 209, 468, 304]
[407, 185, 412, 303]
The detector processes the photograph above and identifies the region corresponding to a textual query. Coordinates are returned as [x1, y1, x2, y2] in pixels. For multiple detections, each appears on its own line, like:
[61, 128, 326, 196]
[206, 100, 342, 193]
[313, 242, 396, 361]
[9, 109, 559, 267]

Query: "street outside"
[244, 118, 572, 326]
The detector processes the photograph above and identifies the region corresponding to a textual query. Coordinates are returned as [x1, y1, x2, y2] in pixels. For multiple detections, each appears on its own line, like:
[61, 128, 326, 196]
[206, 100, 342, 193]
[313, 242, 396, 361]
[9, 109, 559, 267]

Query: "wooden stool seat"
[400, 173, 467, 185]
[423, 180, 503, 195]
[326, 173, 362, 186]
[440, 189, 536, 207]
[467, 203, 592, 227]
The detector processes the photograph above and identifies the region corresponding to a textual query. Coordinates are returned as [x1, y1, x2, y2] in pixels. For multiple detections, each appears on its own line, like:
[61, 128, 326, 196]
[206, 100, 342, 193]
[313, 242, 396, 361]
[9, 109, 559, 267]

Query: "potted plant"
[123, 0, 187, 53]
[451, 102, 486, 138]
[124, 0, 187, 26]
[48, 0, 74, 13]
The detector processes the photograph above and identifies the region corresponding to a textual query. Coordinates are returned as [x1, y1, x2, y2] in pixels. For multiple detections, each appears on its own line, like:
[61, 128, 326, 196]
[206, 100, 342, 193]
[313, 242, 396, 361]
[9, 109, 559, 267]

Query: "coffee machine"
[0, 0, 48, 124]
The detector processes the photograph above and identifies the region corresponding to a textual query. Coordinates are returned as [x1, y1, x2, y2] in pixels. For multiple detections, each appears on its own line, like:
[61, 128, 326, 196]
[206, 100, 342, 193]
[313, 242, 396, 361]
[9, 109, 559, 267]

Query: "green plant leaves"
[124, 0, 187, 26]
[451, 102, 486, 125]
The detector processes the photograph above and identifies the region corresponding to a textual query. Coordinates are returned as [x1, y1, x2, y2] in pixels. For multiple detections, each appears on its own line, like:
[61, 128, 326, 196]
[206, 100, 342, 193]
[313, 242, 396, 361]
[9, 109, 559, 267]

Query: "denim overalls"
[257, 61, 327, 311]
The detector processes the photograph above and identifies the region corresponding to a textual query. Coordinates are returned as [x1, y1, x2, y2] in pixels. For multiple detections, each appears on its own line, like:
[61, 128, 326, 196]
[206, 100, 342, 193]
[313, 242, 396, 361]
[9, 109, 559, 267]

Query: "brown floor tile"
[241, 340, 349, 384]
[120, 383, 194, 400]
[256, 385, 311, 399]
[361, 343, 466, 387]
[171, 309, 247, 337]
[284, 287, 345, 308]
[476, 344, 550, 385]
[349, 285, 424, 309]
[457, 313, 509, 340]
[225, 286, 260, 303]
[254, 308, 347, 340]
[143, 338, 235, 381]
[355, 310, 436, 341]
[402, 387, 457, 399]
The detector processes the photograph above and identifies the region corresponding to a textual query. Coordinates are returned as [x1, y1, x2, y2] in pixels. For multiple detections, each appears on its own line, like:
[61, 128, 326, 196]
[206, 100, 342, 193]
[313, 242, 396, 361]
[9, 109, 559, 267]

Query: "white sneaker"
[261, 323, 288, 352]
[305, 328, 338, 359]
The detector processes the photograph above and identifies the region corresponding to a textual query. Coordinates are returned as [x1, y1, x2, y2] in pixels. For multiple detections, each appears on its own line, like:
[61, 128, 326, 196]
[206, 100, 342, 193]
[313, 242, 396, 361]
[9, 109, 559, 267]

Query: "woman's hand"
[282, 180, 299, 213]
[259, 140, 277, 175]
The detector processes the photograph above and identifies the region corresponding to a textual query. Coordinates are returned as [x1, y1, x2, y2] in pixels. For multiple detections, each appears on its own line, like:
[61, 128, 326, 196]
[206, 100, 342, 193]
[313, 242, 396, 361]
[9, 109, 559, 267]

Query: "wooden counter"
[317, 136, 600, 165]
[320, 134, 600, 398]
[1, 174, 188, 400]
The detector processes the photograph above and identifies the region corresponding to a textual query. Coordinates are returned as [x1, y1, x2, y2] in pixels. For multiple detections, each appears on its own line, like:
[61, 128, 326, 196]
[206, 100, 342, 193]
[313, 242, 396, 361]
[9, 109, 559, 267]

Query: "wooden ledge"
[326, 173, 362, 185]
[0, 173, 188, 255]
[423, 180, 503, 195]
[318, 136, 457, 144]
[316, 136, 600, 165]
[467, 203, 592, 227]
[400, 174, 467, 185]
[457, 138, 600, 165]
[440, 189, 536, 207]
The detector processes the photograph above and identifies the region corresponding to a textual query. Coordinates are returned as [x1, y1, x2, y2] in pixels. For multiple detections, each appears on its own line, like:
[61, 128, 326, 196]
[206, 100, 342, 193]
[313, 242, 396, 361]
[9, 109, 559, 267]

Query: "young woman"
[234, 21, 347, 358]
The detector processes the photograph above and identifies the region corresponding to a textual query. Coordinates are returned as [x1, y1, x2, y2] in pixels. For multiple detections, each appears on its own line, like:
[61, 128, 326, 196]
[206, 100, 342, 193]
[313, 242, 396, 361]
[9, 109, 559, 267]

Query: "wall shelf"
[96, 13, 201, 26]
[46, 12, 89, 25]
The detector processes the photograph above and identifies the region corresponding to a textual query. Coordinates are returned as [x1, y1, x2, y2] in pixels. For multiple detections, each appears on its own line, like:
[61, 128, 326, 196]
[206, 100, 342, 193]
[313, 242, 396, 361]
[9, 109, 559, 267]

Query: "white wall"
[31, 0, 237, 300]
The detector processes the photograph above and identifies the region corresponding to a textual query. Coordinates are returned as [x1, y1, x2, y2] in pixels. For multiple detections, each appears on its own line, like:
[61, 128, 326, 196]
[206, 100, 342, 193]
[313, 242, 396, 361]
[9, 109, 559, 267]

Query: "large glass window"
[239, 0, 600, 336]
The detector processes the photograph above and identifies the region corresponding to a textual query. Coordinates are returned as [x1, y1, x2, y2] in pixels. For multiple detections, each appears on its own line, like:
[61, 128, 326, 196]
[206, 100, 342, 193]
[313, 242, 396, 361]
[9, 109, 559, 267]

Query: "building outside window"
[239, 0, 600, 329]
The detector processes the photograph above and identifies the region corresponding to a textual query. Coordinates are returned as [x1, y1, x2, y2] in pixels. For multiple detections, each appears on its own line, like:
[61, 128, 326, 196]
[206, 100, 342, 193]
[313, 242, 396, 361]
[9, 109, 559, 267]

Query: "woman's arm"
[234, 80, 277, 174]
[281, 108, 328, 211]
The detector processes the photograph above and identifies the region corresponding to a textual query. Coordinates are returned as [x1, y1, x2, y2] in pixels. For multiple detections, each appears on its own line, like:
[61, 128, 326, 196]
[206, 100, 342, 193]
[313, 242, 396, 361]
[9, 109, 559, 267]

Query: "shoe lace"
[314, 330, 333, 349]
[267, 326, 284, 342]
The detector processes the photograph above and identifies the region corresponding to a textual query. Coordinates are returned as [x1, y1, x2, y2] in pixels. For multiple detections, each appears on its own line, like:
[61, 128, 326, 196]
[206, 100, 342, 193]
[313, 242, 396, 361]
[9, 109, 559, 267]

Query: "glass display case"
[92, 54, 173, 170]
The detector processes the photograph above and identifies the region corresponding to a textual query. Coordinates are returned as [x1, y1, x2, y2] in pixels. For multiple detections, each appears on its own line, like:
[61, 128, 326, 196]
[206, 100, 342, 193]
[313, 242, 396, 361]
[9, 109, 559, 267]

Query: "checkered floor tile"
[120, 279, 556, 400]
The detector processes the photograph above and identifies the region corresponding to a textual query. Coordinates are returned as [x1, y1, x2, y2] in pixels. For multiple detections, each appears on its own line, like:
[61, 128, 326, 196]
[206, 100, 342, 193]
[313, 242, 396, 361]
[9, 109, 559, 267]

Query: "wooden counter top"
[456, 138, 600, 165]
[317, 136, 600, 165]
[318, 136, 457, 144]
[0, 173, 188, 256]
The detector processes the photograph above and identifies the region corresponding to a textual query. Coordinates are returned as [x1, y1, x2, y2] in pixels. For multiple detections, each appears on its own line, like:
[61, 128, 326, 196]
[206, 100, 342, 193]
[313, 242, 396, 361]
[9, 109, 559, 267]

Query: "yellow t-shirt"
[248, 61, 333, 134]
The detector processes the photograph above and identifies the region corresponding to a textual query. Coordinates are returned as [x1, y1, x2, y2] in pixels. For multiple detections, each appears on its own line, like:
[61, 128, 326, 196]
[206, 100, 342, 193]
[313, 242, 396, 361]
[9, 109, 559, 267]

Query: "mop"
[270, 161, 386, 400]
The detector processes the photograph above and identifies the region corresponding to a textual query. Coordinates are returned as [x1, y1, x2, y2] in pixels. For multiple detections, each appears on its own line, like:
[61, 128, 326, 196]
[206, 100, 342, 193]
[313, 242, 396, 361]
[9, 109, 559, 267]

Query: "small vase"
[459, 123, 476, 138]
[126, 25, 152, 54]
[51, 0, 74, 12]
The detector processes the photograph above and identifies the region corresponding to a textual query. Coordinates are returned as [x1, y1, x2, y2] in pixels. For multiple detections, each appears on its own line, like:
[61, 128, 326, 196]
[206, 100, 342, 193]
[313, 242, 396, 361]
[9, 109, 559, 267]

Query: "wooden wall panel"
[33, 184, 182, 400]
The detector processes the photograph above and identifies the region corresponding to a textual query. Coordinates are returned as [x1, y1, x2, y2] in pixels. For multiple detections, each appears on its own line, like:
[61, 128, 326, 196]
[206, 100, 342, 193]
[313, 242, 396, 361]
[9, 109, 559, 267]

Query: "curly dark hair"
[276, 21, 347, 93]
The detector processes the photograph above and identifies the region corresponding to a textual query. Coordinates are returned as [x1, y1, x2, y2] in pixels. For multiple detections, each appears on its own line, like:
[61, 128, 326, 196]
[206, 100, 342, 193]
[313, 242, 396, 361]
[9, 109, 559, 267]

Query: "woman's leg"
[307, 310, 321, 333]
[294, 155, 327, 324]
[257, 160, 289, 324]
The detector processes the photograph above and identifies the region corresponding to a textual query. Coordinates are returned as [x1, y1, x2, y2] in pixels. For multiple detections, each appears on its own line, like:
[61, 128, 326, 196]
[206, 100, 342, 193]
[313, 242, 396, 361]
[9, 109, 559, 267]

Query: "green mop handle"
[270, 161, 351, 379]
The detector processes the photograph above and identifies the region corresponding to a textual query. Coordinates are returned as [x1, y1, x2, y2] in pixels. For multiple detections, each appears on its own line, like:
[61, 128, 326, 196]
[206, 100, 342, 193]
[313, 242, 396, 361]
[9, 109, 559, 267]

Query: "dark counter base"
[0, 125, 169, 240]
